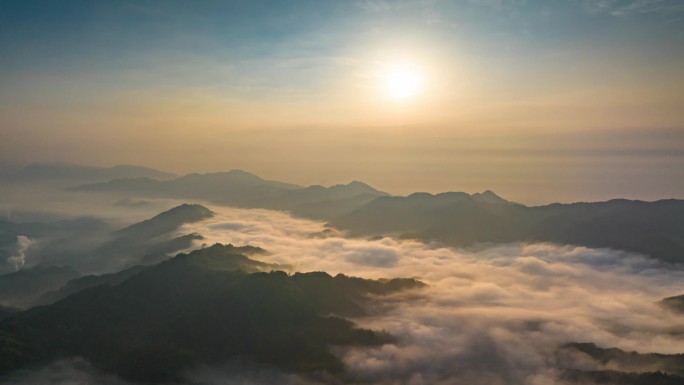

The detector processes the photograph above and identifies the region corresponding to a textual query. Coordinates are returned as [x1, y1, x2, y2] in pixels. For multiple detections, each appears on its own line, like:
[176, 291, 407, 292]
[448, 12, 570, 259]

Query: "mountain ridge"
[0, 244, 423, 383]
[66, 168, 684, 262]
[11, 162, 176, 182]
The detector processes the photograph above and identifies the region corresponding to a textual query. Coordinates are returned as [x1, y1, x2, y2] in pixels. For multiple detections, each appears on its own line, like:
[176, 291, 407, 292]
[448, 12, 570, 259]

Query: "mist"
[7, 236, 30, 271]
[4, 204, 684, 384]
[149, 208, 684, 383]
[3, 1, 684, 383]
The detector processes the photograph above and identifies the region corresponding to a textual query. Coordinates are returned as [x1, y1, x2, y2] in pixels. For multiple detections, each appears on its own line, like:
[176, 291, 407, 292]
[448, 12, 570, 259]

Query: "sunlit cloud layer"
[7, 205, 684, 384]
[4, 202, 684, 384]
[175, 207, 684, 384]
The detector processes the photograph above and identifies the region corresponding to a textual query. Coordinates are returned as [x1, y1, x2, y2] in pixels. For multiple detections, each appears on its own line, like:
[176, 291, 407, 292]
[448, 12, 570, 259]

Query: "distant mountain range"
[70, 168, 684, 264]
[0, 179, 683, 384]
[74, 169, 388, 219]
[331, 195, 684, 264]
[9, 162, 176, 182]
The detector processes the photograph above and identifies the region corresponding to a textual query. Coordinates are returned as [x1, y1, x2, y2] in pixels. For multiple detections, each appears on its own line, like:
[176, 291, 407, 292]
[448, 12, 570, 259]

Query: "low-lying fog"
[5, 204, 684, 384]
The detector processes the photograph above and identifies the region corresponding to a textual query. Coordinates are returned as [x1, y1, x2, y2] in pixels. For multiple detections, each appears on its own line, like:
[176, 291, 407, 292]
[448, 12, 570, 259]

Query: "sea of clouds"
[6, 205, 684, 384]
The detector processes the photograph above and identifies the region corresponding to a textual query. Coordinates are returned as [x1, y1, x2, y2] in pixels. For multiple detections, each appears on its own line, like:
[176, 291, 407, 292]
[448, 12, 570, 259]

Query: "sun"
[385, 66, 423, 99]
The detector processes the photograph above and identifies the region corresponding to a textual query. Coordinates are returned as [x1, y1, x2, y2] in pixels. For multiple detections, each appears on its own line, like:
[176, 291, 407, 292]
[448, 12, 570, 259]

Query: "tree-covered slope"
[0, 244, 423, 383]
[332, 196, 684, 263]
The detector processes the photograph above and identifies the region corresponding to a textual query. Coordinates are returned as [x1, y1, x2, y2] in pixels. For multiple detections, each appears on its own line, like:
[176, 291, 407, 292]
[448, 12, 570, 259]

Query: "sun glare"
[386, 66, 423, 99]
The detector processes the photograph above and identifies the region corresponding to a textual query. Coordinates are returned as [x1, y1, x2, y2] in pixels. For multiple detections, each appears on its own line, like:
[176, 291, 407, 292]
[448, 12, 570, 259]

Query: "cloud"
[1, 358, 128, 385]
[584, 0, 684, 17]
[583, 0, 619, 14]
[355, 0, 395, 13]
[615, 0, 684, 16]
[170, 206, 684, 384]
[13, 205, 684, 384]
[7, 235, 30, 271]
[345, 246, 400, 267]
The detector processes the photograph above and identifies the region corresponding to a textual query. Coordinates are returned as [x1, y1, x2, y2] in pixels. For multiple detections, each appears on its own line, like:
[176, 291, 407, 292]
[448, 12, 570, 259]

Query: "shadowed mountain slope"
[0, 244, 422, 383]
[114, 204, 213, 241]
[0, 266, 81, 308]
[332, 196, 684, 263]
[661, 294, 684, 313]
[34, 244, 273, 307]
[27, 204, 215, 275]
[558, 343, 684, 384]
[1, 204, 214, 293]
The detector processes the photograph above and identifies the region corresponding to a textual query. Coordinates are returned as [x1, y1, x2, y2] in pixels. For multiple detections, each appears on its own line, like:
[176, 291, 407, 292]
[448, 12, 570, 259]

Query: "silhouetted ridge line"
[73, 169, 684, 262]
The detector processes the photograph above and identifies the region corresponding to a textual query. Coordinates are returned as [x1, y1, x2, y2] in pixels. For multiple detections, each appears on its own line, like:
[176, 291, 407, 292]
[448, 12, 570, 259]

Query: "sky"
[1, 0, 684, 204]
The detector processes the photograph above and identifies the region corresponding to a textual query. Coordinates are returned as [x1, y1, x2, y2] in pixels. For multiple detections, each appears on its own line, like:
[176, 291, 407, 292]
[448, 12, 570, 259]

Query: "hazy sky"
[1, 0, 683, 204]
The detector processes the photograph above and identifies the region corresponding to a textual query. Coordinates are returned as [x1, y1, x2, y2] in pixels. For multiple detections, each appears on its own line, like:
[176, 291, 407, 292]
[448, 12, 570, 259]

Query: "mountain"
[0, 217, 115, 274]
[560, 343, 684, 376]
[137, 233, 206, 265]
[73, 170, 301, 205]
[71, 169, 684, 262]
[173, 169, 300, 191]
[73, 171, 388, 219]
[1, 204, 213, 277]
[85, 204, 214, 272]
[264, 181, 385, 209]
[561, 369, 684, 385]
[268, 181, 389, 219]
[33, 265, 147, 306]
[0, 244, 422, 383]
[558, 343, 684, 384]
[289, 191, 389, 220]
[290, 271, 426, 316]
[661, 294, 684, 313]
[0, 306, 16, 321]
[471, 189, 509, 204]
[331, 196, 684, 263]
[0, 266, 81, 308]
[114, 204, 213, 241]
[331, 191, 515, 237]
[11, 162, 176, 182]
[163, 243, 277, 273]
[30, 244, 272, 307]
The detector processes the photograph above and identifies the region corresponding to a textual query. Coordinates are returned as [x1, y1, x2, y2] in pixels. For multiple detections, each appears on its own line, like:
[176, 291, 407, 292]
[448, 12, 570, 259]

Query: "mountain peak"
[116, 204, 213, 240]
[348, 180, 371, 187]
[226, 169, 261, 179]
[471, 190, 508, 203]
[342, 180, 384, 193]
[166, 243, 276, 273]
